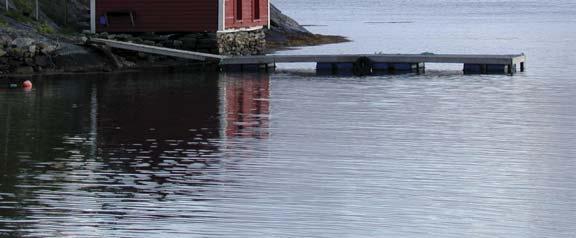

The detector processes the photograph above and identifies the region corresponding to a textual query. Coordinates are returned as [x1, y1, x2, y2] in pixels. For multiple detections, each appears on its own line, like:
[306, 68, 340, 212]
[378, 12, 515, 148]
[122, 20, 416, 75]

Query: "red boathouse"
[90, 0, 270, 33]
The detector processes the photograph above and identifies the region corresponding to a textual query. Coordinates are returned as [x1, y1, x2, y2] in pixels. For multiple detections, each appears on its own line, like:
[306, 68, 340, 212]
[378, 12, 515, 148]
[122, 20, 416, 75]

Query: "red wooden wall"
[95, 0, 268, 33]
[225, 0, 269, 30]
[96, 0, 219, 32]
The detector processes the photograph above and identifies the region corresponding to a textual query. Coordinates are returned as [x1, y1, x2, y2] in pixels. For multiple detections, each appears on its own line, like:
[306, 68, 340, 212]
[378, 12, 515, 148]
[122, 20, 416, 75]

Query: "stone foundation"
[217, 29, 266, 56]
[90, 28, 266, 56]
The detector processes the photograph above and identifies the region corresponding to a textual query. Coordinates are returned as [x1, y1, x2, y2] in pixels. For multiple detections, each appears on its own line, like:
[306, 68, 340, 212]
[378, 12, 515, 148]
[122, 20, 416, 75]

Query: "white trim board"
[217, 26, 264, 33]
[267, 0, 271, 29]
[218, 0, 225, 31]
[90, 0, 96, 33]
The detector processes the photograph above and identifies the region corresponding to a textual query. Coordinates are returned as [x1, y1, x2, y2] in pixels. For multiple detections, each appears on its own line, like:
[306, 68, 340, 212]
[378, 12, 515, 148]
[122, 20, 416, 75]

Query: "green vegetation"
[12, 0, 33, 14]
[3, 12, 55, 34]
[0, 17, 7, 27]
[2, 1, 57, 35]
[35, 21, 54, 34]
[3, 0, 35, 23]
[5, 10, 32, 23]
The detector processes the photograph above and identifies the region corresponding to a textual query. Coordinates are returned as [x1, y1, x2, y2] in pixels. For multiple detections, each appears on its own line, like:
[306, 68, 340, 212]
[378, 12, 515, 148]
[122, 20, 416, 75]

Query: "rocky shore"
[0, 26, 121, 75]
[0, 34, 56, 74]
[265, 5, 348, 51]
[1, 3, 347, 76]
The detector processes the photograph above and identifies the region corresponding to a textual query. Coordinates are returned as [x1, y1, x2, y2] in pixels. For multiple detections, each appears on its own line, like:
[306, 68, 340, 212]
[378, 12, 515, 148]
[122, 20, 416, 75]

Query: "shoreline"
[0, 31, 349, 79]
[1, 30, 348, 79]
[1, 3, 349, 79]
[266, 33, 349, 53]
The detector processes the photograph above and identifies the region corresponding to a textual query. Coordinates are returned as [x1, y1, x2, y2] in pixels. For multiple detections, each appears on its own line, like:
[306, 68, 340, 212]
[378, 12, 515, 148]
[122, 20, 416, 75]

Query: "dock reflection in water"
[2, 68, 576, 237]
[0, 72, 271, 237]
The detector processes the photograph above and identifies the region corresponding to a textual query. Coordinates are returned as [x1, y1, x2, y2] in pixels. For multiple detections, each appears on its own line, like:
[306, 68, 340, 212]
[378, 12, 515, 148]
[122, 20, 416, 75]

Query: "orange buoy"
[22, 80, 33, 89]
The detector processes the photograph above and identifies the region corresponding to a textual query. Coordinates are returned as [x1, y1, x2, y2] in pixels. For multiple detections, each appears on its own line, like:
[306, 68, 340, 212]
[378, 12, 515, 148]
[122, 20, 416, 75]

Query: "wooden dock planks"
[91, 38, 526, 74]
[220, 54, 526, 66]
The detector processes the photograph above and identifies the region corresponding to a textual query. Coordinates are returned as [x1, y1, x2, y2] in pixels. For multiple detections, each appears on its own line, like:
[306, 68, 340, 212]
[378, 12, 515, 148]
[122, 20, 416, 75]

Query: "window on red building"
[236, 0, 243, 20]
[254, 0, 260, 20]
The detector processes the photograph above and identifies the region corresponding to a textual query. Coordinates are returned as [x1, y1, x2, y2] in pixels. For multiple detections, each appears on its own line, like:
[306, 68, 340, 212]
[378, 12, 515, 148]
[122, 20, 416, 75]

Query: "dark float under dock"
[92, 38, 526, 75]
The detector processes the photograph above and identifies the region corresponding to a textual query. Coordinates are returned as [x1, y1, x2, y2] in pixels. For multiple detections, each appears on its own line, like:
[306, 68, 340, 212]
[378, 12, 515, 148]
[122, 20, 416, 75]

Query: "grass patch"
[0, 17, 7, 27]
[12, 0, 33, 14]
[5, 10, 32, 23]
[35, 21, 54, 34]
[3, 0, 35, 23]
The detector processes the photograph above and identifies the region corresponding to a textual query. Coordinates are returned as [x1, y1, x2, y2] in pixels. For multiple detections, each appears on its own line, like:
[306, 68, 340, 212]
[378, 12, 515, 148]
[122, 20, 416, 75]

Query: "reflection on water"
[0, 72, 271, 237]
[1, 68, 576, 237]
[223, 73, 270, 139]
[3, 0, 576, 236]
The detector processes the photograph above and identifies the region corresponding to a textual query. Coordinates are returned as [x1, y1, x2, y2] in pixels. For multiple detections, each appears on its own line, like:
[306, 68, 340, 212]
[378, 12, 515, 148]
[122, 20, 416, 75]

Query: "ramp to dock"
[91, 38, 526, 75]
[91, 38, 226, 61]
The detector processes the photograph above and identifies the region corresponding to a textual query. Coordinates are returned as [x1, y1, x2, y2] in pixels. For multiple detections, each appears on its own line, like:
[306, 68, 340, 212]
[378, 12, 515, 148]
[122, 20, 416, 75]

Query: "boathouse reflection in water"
[0, 72, 271, 236]
[221, 73, 271, 139]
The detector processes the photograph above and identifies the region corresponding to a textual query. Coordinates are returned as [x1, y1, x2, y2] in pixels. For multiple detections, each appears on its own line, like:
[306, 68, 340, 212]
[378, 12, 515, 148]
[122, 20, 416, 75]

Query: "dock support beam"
[317, 62, 424, 76]
[507, 64, 515, 75]
[221, 63, 276, 72]
[316, 62, 355, 75]
[416, 62, 425, 74]
[464, 64, 519, 75]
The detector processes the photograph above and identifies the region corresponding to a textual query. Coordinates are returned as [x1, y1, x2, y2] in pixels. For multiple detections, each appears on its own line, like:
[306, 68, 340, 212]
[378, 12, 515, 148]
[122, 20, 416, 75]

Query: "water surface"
[3, 0, 576, 237]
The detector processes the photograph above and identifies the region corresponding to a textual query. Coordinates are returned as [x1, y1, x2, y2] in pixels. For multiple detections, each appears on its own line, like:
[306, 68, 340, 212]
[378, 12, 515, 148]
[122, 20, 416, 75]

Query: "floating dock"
[91, 38, 526, 75]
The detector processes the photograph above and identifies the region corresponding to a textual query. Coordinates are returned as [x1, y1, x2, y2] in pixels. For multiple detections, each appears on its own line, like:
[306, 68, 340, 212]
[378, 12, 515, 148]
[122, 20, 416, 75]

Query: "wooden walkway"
[91, 38, 225, 61]
[91, 38, 526, 75]
[220, 54, 526, 65]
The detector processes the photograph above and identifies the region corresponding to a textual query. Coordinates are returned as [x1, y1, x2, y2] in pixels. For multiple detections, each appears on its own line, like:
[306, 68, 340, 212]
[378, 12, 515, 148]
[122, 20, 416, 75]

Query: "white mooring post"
[64, 0, 68, 24]
[34, 0, 39, 20]
[5, 0, 8, 11]
[90, 0, 96, 33]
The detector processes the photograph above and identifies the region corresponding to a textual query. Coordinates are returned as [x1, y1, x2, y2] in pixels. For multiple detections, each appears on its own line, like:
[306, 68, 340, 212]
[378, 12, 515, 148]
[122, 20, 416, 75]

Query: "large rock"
[0, 35, 12, 47]
[270, 4, 310, 34]
[24, 57, 35, 66]
[181, 38, 197, 49]
[34, 55, 51, 67]
[11, 38, 36, 48]
[38, 42, 57, 55]
[28, 45, 37, 54]
[51, 43, 107, 72]
[9, 48, 24, 58]
[265, 4, 347, 50]
[28, 45, 37, 56]
[15, 66, 35, 74]
[0, 64, 10, 72]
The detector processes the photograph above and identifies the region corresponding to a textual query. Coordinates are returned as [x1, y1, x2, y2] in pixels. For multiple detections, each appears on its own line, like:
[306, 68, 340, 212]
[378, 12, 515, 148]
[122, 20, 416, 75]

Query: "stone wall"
[91, 28, 266, 56]
[217, 29, 266, 56]
[0, 34, 58, 74]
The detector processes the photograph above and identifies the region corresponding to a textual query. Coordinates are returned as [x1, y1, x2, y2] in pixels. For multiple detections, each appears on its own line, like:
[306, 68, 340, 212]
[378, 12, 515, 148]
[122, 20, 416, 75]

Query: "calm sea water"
[2, 0, 576, 237]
